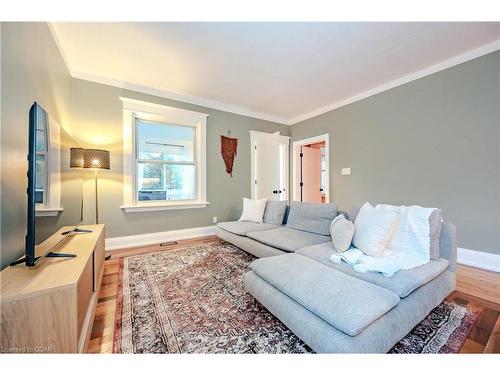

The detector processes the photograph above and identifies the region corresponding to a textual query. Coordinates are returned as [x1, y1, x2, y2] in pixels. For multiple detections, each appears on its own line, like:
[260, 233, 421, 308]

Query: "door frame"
[250, 130, 290, 201]
[292, 133, 330, 203]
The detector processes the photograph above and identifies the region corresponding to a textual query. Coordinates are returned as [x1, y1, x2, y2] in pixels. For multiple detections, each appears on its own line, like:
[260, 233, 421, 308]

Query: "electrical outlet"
[213, 216, 218, 224]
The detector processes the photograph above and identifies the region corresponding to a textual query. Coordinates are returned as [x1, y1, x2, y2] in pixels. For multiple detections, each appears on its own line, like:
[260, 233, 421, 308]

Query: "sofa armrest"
[439, 222, 457, 272]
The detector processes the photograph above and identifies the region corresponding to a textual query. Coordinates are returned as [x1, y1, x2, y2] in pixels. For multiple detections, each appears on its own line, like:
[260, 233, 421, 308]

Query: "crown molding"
[71, 70, 290, 124]
[47, 22, 75, 77]
[48, 21, 500, 127]
[289, 39, 500, 125]
[48, 22, 289, 125]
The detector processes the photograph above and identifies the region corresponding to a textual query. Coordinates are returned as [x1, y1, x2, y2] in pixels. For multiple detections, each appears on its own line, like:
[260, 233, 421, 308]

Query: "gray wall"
[0, 23, 77, 269]
[291, 51, 500, 255]
[70, 79, 290, 238]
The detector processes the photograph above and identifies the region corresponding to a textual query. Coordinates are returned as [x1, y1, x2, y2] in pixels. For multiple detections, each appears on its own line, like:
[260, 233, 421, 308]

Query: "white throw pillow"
[352, 202, 399, 257]
[330, 214, 354, 252]
[375, 204, 438, 265]
[239, 198, 268, 223]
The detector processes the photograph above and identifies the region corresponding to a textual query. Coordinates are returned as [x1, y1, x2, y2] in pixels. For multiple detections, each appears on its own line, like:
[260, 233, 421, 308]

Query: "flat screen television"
[11, 102, 88, 267]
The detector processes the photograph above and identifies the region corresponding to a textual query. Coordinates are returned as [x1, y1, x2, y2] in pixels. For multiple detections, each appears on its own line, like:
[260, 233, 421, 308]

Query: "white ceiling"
[50, 22, 500, 124]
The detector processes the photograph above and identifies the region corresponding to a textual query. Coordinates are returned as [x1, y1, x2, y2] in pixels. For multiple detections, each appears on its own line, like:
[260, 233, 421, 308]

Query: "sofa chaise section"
[244, 267, 455, 353]
[243, 222, 457, 353]
[250, 253, 400, 336]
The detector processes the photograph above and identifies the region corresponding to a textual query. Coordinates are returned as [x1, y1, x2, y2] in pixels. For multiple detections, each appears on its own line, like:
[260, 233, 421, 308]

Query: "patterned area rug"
[113, 243, 479, 354]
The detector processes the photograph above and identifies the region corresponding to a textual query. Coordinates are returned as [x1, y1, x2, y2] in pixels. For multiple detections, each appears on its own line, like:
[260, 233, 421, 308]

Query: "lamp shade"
[70, 148, 84, 168]
[83, 149, 110, 170]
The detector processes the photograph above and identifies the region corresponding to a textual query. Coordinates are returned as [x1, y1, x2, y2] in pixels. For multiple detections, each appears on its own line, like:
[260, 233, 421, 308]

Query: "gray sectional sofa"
[216, 201, 457, 353]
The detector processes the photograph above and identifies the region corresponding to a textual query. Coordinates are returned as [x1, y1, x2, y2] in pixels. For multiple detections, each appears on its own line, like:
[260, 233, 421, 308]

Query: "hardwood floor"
[87, 237, 500, 354]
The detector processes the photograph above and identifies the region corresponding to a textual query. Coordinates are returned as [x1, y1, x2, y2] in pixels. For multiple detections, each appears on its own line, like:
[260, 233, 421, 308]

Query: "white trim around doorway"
[292, 134, 330, 203]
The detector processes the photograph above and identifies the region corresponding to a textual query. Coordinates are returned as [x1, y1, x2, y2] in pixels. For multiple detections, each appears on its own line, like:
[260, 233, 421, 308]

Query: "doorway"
[250, 131, 290, 201]
[292, 134, 329, 203]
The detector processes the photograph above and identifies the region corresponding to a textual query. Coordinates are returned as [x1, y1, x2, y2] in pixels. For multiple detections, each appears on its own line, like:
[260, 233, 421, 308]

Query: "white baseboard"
[105, 225, 217, 251]
[457, 247, 500, 273]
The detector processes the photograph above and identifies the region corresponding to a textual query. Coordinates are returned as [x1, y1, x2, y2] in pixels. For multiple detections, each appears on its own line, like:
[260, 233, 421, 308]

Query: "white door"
[251, 131, 286, 201]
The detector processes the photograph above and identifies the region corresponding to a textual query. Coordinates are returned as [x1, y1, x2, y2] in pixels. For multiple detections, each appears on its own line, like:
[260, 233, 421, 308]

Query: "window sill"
[121, 201, 210, 213]
[35, 207, 64, 217]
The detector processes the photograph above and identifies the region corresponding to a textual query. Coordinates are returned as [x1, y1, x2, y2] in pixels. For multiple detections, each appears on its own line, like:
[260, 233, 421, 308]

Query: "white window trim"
[120, 97, 209, 212]
[35, 115, 62, 217]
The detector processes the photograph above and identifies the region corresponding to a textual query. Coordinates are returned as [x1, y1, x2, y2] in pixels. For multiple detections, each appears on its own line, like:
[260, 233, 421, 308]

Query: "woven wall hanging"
[221, 131, 238, 177]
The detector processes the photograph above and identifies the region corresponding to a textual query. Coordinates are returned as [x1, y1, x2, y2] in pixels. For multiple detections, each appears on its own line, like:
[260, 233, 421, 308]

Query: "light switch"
[341, 168, 351, 175]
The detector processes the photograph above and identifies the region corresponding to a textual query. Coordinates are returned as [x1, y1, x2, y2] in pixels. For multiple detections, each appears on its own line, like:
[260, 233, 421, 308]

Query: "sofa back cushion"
[347, 202, 364, 222]
[263, 200, 288, 225]
[285, 201, 337, 236]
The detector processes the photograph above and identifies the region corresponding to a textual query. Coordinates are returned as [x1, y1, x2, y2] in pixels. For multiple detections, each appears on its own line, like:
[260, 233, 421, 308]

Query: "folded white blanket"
[375, 204, 435, 268]
[330, 247, 409, 277]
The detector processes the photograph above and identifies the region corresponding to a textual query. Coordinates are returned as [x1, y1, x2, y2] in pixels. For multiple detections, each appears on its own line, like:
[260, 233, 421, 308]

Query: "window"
[121, 98, 209, 212]
[136, 120, 196, 202]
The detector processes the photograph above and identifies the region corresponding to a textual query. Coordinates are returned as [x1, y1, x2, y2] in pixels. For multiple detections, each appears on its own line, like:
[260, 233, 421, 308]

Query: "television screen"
[14, 102, 84, 267]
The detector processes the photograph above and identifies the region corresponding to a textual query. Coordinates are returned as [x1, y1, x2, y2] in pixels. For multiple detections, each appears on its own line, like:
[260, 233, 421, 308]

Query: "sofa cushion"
[263, 200, 288, 225]
[330, 214, 354, 252]
[296, 242, 449, 298]
[285, 202, 338, 236]
[250, 253, 400, 336]
[246, 227, 331, 252]
[217, 221, 278, 236]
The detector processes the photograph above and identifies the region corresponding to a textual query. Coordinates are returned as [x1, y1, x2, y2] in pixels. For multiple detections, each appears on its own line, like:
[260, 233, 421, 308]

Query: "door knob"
[272, 190, 278, 194]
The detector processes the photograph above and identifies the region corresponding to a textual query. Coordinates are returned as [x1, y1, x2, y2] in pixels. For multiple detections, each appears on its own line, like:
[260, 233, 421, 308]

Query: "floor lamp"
[68, 147, 93, 235]
[83, 148, 110, 224]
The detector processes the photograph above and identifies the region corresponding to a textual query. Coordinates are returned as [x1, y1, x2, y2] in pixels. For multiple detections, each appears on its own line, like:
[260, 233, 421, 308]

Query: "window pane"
[137, 163, 196, 201]
[137, 120, 195, 162]
[35, 154, 46, 204]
